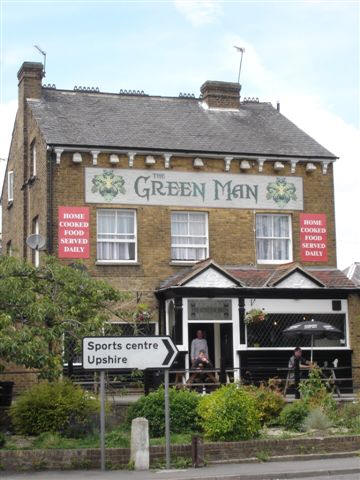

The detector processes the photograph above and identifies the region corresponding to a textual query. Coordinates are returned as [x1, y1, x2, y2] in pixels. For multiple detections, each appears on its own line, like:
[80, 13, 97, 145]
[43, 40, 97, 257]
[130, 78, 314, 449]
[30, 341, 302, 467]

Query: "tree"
[0, 255, 134, 380]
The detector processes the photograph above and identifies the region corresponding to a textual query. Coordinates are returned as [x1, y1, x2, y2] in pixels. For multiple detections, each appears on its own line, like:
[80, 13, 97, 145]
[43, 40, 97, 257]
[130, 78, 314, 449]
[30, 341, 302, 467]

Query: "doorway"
[188, 323, 233, 370]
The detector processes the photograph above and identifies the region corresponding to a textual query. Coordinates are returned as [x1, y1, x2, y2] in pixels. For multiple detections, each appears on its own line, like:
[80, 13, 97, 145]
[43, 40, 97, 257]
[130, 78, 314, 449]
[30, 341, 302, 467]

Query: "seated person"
[188, 350, 217, 384]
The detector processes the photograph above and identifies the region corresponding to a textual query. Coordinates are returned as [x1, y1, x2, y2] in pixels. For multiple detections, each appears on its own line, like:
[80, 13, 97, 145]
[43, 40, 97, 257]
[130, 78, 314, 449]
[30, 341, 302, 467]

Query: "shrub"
[302, 408, 332, 431]
[336, 400, 360, 432]
[10, 380, 99, 436]
[245, 385, 285, 425]
[279, 401, 309, 431]
[0, 432, 5, 448]
[298, 367, 336, 414]
[127, 387, 200, 437]
[197, 384, 261, 441]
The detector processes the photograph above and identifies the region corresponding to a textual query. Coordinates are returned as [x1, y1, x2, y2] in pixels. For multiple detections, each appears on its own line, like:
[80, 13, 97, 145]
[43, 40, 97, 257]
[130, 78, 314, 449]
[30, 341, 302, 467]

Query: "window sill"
[257, 259, 293, 265]
[170, 261, 202, 266]
[95, 261, 140, 266]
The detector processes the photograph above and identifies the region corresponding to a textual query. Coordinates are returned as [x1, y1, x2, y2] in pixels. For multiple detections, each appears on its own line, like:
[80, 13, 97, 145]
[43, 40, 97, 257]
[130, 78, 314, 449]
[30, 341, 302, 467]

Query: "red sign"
[58, 207, 90, 258]
[300, 213, 327, 262]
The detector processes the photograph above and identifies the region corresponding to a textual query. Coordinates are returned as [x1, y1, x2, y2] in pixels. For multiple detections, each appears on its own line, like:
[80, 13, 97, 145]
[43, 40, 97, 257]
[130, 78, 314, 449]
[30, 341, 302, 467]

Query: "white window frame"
[256, 213, 293, 264]
[31, 141, 36, 177]
[96, 209, 137, 264]
[171, 211, 209, 263]
[33, 216, 40, 267]
[8, 171, 14, 202]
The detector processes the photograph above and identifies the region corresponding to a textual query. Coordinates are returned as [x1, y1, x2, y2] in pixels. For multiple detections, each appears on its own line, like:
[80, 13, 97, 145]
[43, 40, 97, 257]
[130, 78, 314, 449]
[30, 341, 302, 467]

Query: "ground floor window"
[246, 313, 346, 348]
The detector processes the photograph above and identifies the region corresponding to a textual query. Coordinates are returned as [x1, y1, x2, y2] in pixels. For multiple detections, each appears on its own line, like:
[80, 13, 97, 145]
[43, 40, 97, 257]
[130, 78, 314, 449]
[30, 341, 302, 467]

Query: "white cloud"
[174, 0, 223, 26]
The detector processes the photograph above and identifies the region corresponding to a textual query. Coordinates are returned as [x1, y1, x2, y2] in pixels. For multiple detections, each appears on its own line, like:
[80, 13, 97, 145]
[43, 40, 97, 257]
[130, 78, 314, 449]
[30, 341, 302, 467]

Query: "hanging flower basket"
[245, 309, 267, 325]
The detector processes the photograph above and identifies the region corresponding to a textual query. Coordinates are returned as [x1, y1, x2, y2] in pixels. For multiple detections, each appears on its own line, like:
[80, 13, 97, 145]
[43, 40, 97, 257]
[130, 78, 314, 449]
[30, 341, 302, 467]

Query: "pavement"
[2, 455, 360, 480]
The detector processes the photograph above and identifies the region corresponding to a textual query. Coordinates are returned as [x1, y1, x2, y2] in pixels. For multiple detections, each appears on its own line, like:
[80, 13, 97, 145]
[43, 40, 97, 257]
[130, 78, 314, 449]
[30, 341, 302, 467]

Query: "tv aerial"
[26, 234, 46, 251]
[234, 46, 245, 84]
[34, 44, 46, 77]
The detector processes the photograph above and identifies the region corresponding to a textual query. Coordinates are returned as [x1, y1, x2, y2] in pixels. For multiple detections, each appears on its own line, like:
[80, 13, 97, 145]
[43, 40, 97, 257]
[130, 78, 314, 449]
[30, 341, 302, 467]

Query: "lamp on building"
[109, 154, 120, 164]
[306, 162, 317, 172]
[240, 159, 251, 170]
[193, 157, 204, 168]
[273, 161, 284, 171]
[145, 155, 156, 165]
[72, 152, 82, 164]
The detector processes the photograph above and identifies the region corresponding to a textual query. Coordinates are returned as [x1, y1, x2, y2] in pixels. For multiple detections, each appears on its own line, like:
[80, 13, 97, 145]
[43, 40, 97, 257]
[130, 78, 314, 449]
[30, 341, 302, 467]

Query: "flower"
[245, 309, 267, 325]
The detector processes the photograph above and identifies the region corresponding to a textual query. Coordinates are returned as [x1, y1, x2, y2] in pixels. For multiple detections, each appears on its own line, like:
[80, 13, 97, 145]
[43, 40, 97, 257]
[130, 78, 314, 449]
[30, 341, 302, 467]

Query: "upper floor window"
[97, 209, 137, 262]
[8, 171, 14, 202]
[30, 141, 36, 177]
[171, 211, 208, 262]
[256, 214, 292, 263]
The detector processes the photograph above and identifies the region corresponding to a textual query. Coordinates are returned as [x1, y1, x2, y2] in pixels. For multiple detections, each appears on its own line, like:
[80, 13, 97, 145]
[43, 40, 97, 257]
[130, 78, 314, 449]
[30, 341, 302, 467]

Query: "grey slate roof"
[28, 88, 337, 158]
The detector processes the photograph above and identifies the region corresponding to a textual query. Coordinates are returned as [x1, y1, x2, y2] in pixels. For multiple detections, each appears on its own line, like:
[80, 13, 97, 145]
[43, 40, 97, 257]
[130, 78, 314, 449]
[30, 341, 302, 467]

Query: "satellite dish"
[26, 234, 46, 251]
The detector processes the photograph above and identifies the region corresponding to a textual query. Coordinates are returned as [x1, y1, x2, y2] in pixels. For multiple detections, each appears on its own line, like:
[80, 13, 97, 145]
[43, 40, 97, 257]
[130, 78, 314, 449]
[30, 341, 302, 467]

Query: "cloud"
[0, 99, 17, 180]
[174, 0, 223, 26]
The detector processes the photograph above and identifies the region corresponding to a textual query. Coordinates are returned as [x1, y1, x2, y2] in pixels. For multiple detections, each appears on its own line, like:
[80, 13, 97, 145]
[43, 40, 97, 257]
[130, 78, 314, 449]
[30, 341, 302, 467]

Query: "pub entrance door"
[188, 323, 233, 373]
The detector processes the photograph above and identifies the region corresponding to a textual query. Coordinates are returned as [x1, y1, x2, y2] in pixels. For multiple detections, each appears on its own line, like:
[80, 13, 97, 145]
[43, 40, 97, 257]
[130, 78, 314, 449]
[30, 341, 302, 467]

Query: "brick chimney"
[200, 80, 241, 109]
[17, 62, 44, 104]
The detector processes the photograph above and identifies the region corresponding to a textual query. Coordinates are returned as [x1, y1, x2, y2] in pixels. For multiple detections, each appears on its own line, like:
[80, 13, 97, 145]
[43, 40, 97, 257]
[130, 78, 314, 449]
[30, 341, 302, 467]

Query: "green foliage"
[244, 385, 286, 425]
[302, 408, 332, 431]
[279, 401, 309, 431]
[0, 432, 5, 448]
[127, 387, 200, 437]
[298, 367, 336, 414]
[197, 384, 261, 441]
[10, 380, 99, 436]
[336, 399, 360, 432]
[105, 428, 130, 448]
[0, 256, 128, 380]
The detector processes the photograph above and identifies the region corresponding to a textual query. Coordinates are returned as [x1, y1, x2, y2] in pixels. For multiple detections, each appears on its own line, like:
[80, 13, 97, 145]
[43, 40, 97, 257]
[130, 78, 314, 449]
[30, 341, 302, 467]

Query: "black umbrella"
[283, 320, 343, 362]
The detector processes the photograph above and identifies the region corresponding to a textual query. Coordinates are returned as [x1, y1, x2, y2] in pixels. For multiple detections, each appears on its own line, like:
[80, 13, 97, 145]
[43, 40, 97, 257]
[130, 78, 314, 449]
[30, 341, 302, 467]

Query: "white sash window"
[256, 214, 292, 263]
[97, 209, 136, 262]
[171, 211, 208, 261]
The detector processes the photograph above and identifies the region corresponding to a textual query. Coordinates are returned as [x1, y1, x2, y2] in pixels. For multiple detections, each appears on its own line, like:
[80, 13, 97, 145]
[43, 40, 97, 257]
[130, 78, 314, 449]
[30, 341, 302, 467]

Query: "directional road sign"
[82, 336, 178, 370]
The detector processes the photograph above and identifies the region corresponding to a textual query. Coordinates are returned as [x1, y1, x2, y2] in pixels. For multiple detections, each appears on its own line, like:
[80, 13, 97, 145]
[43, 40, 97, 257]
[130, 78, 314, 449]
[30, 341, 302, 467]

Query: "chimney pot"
[200, 80, 240, 109]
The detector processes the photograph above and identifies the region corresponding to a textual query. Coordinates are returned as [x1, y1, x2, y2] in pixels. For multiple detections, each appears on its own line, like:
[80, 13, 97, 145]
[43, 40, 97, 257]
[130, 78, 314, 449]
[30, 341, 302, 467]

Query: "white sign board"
[85, 168, 303, 210]
[82, 336, 178, 370]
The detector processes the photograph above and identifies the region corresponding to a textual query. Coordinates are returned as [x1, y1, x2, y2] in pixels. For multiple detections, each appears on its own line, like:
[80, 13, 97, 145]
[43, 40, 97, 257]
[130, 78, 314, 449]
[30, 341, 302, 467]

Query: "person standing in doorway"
[190, 330, 208, 366]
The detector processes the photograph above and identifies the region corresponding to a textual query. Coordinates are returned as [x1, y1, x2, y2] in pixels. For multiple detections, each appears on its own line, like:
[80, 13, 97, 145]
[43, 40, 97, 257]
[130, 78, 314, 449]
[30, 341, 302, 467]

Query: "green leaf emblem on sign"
[91, 170, 126, 202]
[266, 177, 297, 208]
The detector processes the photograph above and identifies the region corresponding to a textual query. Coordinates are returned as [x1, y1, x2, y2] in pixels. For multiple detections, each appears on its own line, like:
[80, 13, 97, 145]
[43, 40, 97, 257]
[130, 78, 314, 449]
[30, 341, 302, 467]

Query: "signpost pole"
[164, 368, 170, 469]
[100, 370, 106, 471]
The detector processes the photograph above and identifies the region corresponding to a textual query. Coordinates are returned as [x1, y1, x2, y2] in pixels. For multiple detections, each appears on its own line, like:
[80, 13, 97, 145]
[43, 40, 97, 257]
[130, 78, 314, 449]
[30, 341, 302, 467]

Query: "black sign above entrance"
[188, 299, 232, 321]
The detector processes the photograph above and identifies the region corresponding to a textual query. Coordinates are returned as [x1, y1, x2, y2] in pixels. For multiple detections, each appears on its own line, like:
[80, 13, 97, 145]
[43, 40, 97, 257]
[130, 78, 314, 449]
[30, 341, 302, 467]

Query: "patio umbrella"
[282, 320, 343, 363]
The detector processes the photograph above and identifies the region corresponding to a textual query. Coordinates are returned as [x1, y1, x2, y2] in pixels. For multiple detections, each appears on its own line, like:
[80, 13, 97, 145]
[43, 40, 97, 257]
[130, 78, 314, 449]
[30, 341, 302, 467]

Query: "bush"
[127, 387, 200, 437]
[245, 385, 285, 425]
[197, 384, 261, 441]
[336, 400, 360, 432]
[302, 408, 332, 431]
[298, 367, 336, 414]
[0, 432, 5, 448]
[10, 380, 99, 436]
[279, 401, 309, 431]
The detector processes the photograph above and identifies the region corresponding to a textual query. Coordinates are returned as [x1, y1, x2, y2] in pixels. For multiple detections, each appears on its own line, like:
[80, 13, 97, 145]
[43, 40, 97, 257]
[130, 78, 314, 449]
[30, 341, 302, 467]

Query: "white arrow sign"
[82, 336, 178, 370]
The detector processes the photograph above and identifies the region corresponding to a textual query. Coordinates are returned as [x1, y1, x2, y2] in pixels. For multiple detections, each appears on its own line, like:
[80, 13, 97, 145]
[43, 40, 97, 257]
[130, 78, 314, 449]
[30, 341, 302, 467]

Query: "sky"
[0, 0, 359, 268]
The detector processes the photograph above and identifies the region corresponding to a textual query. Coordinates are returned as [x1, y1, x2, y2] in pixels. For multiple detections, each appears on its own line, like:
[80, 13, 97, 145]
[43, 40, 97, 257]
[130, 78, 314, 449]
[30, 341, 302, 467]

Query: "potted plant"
[244, 309, 266, 325]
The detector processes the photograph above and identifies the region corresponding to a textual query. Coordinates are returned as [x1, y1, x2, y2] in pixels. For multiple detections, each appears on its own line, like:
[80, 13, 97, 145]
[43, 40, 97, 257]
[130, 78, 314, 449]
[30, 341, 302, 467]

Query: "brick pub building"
[2, 61, 360, 391]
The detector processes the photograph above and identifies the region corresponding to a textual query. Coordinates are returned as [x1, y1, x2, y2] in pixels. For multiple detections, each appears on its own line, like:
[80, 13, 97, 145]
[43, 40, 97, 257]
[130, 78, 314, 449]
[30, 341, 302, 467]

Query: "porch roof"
[159, 260, 358, 290]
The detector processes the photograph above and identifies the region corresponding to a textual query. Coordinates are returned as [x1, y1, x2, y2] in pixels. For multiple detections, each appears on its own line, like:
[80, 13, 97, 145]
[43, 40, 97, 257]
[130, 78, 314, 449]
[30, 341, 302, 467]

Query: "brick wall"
[1, 435, 359, 471]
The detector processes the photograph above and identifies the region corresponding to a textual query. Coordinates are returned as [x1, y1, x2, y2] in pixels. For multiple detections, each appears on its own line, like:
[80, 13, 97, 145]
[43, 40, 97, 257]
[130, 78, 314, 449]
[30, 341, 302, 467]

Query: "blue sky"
[0, 0, 359, 267]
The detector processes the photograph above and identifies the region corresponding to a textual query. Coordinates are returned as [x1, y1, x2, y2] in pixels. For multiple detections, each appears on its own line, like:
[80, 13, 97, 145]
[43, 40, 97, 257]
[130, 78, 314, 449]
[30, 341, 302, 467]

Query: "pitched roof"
[159, 260, 358, 290]
[28, 88, 337, 159]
